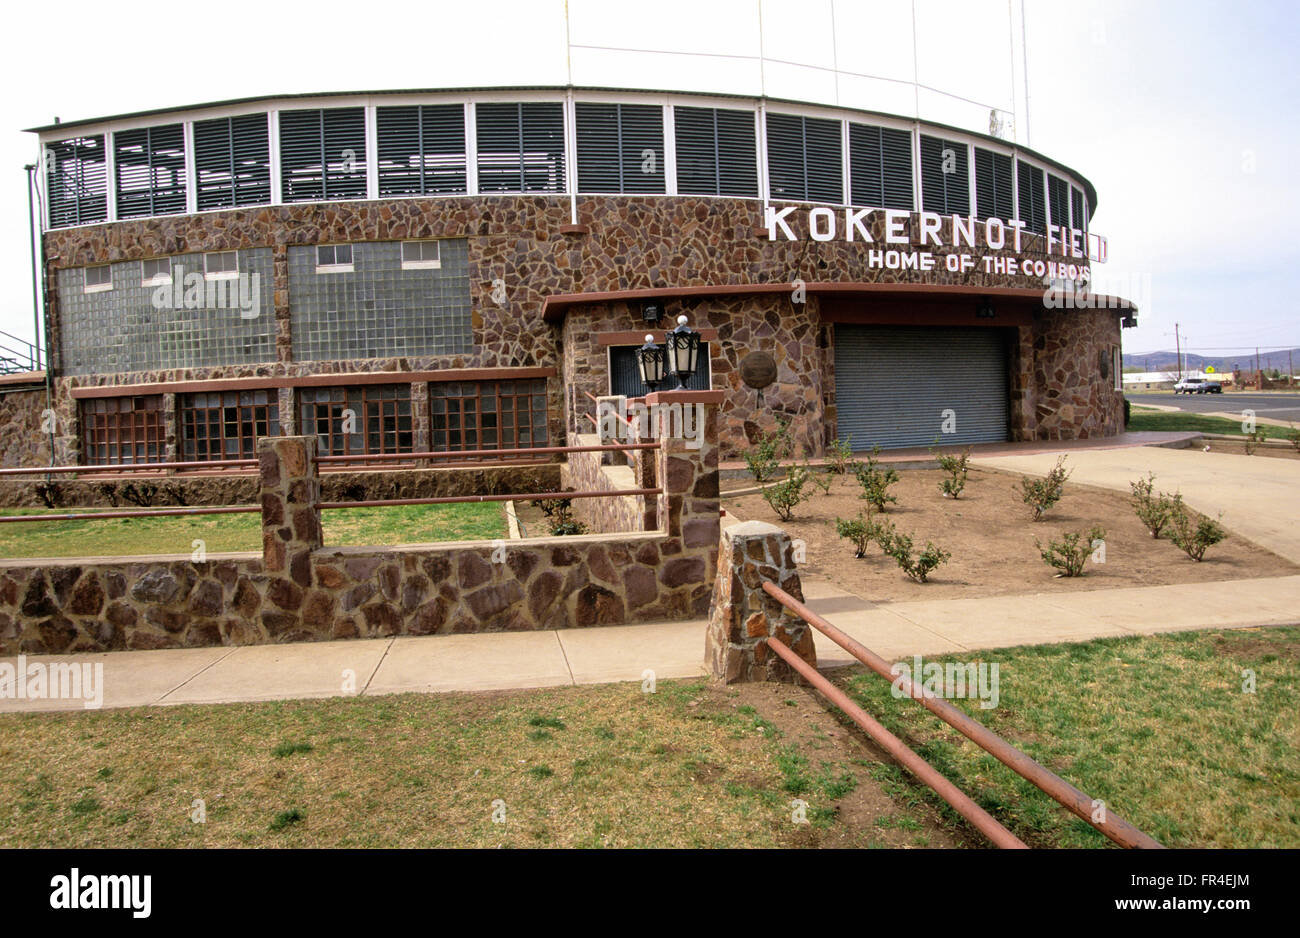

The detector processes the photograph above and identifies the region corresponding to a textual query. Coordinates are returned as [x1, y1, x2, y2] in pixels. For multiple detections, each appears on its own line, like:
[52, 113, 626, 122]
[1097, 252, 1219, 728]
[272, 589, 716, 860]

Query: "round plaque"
[739, 351, 778, 390]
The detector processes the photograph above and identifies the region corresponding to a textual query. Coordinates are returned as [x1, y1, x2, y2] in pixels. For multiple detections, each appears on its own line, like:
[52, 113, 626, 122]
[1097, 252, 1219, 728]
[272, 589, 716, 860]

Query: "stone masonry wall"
[561, 432, 651, 535]
[0, 387, 48, 469]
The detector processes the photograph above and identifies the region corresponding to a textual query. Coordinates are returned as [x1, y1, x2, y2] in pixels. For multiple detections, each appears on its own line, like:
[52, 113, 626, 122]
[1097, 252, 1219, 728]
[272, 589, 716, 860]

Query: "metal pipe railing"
[0, 457, 259, 478]
[316, 441, 660, 465]
[319, 487, 661, 510]
[0, 505, 260, 524]
[762, 580, 1164, 849]
[765, 636, 1028, 849]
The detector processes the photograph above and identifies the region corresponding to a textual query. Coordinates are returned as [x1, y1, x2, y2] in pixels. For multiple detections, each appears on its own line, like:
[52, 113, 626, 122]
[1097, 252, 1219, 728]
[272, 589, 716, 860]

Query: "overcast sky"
[1, 0, 1295, 359]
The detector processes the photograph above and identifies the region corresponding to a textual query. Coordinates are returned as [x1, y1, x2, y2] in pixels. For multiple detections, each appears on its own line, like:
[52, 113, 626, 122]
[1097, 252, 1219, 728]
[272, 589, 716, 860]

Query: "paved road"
[1128, 391, 1300, 422]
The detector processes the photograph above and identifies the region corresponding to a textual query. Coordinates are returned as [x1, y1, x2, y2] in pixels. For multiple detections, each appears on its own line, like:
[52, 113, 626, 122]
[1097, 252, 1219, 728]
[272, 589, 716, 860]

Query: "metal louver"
[1071, 185, 1087, 234]
[377, 104, 466, 196]
[673, 106, 757, 198]
[920, 135, 970, 215]
[475, 102, 566, 194]
[766, 112, 842, 204]
[974, 147, 1014, 220]
[1048, 173, 1070, 233]
[278, 107, 367, 203]
[576, 102, 665, 194]
[114, 124, 186, 218]
[848, 123, 913, 210]
[46, 135, 108, 228]
[1016, 160, 1046, 234]
[194, 113, 271, 210]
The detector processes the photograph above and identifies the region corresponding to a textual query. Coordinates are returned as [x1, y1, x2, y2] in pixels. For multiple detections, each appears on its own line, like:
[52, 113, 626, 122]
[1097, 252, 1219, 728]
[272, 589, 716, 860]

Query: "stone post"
[258, 435, 322, 590]
[646, 389, 722, 616]
[706, 520, 816, 683]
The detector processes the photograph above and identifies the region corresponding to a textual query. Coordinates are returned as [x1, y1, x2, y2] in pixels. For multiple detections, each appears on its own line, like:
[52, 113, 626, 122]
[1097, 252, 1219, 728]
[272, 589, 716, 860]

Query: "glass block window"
[299, 385, 413, 458]
[114, 123, 187, 218]
[80, 395, 165, 465]
[180, 389, 280, 461]
[56, 250, 276, 377]
[46, 135, 108, 228]
[428, 379, 549, 454]
[288, 240, 472, 361]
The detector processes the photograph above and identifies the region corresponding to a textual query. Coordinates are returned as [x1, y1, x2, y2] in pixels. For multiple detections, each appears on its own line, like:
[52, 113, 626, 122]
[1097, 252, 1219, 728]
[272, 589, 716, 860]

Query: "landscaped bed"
[724, 467, 1297, 603]
[0, 625, 1293, 848]
[0, 502, 507, 559]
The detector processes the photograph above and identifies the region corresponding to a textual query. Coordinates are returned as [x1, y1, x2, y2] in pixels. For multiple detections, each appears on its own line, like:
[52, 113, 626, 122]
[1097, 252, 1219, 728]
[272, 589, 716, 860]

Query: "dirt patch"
[721, 681, 974, 848]
[1211, 630, 1300, 662]
[510, 498, 551, 537]
[724, 467, 1298, 603]
[1202, 440, 1300, 460]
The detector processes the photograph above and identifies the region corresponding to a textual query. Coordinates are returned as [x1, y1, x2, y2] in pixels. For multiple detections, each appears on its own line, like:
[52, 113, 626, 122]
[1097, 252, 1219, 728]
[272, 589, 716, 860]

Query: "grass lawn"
[0, 626, 1294, 848]
[1127, 406, 1295, 440]
[0, 502, 506, 559]
[838, 625, 1300, 848]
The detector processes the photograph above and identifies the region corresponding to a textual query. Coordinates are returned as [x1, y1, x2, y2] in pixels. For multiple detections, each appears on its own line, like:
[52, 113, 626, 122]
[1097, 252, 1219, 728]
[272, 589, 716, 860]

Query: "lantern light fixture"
[665, 314, 701, 390]
[636, 333, 666, 392]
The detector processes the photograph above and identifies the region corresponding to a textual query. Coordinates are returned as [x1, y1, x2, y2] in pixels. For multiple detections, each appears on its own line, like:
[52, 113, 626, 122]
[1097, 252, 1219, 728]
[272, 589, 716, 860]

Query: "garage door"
[834, 325, 1009, 449]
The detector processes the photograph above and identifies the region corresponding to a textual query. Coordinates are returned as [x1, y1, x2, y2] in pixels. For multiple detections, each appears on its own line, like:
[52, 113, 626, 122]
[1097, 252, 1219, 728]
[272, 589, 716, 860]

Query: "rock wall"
[0, 387, 49, 469]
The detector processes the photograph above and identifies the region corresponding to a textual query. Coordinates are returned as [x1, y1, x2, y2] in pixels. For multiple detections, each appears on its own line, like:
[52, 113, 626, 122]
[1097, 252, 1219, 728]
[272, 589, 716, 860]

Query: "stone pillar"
[162, 392, 179, 466]
[647, 389, 722, 616]
[706, 520, 816, 684]
[258, 435, 322, 588]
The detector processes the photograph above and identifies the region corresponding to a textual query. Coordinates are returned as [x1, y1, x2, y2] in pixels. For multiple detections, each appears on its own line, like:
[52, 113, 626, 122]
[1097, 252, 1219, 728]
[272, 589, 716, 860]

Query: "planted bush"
[1287, 424, 1300, 452]
[1168, 503, 1228, 561]
[1244, 426, 1268, 455]
[1129, 473, 1183, 539]
[762, 466, 810, 521]
[875, 521, 950, 583]
[835, 508, 886, 558]
[825, 437, 856, 475]
[744, 419, 793, 483]
[931, 444, 972, 498]
[854, 446, 899, 512]
[1036, 525, 1106, 577]
[532, 496, 588, 536]
[1020, 456, 1071, 520]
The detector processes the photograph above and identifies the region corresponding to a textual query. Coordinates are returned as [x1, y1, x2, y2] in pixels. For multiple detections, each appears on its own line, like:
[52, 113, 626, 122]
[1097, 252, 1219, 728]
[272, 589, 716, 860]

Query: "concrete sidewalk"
[970, 445, 1300, 563]
[4, 573, 1297, 714]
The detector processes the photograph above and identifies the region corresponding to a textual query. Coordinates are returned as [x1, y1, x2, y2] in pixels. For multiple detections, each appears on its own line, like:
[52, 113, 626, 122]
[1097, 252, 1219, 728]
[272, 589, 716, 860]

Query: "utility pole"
[1174, 323, 1182, 379]
[1290, 348, 1294, 389]
[1256, 347, 1261, 388]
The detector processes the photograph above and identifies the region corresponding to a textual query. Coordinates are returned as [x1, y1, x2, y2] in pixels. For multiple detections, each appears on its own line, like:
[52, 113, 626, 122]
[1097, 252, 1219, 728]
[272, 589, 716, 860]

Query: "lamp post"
[664, 315, 701, 391]
[636, 333, 666, 394]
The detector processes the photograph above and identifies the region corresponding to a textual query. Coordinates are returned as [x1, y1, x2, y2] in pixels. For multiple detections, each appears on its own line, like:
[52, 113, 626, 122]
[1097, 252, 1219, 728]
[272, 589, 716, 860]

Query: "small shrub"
[119, 482, 159, 508]
[1286, 425, 1300, 452]
[1036, 525, 1106, 577]
[1020, 456, 1071, 520]
[1168, 503, 1228, 561]
[34, 481, 63, 509]
[762, 466, 810, 521]
[875, 521, 949, 583]
[744, 419, 793, 483]
[532, 495, 588, 536]
[835, 509, 886, 558]
[931, 444, 971, 498]
[1243, 426, 1268, 455]
[854, 446, 899, 512]
[1129, 473, 1183, 539]
[807, 464, 834, 496]
[825, 437, 856, 475]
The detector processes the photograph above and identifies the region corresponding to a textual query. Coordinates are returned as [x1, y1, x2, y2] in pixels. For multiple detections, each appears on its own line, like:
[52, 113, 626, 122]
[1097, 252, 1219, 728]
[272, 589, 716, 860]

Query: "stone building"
[9, 86, 1135, 471]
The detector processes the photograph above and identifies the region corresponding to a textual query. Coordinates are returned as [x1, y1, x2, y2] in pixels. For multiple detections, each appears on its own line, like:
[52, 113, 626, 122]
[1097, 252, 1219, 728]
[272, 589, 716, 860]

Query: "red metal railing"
[762, 580, 1164, 849]
[318, 488, 660, 511]
[0, 505, 260, 524]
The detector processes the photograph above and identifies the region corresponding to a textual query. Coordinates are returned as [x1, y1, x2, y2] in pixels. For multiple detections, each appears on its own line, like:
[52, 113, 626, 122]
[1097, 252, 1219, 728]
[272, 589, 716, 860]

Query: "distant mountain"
[1123, 348, 1300, 374]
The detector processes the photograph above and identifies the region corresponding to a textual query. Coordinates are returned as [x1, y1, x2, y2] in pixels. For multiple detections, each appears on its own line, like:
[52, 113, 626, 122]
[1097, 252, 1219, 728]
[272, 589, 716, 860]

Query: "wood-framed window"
[180, 389, 280, 461]
[298, 384, 413, 460]
[80, 395, 165, 465]
[429, 379, 549, 454]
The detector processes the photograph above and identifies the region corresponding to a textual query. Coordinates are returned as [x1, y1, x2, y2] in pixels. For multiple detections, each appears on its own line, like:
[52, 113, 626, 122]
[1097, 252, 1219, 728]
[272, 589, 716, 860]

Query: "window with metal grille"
[575, 102, 665, 194]
[181, 389, 280, 461]
[376, 104, 467, 196]
[429, 379, 549, 454]
[848, 123, 913, 210]
[766, 112, 842, 204]
[80, 395, 165, 465]
[46, 136, 108, 228]
[279, 107, 367, 203]
[475, 102, 566, 193]
[674, 106, 757, 198]
[299, 385, 413, 459]
[1071, 186, 1087, 233]
[114, 123, 186, 218]
[142, 258, 172, 286]
[920, 135, 970, 215]
[974, 147, 1014, 220]
[84, 266, 112, 293]
[1048, 173, 1070, 232]
[1016, 161, 1047, 234]
[193, 113, 271, 210]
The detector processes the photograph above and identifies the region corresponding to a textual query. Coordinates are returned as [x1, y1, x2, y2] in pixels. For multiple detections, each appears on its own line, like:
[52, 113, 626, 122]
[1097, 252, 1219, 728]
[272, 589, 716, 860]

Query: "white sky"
[0, 0, 1295, 360]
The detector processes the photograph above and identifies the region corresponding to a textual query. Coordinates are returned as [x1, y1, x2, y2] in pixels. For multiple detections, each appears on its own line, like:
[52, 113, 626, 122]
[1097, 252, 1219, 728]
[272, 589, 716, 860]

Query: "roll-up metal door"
[834, 326, 1008, 449]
